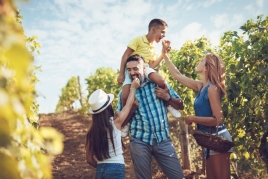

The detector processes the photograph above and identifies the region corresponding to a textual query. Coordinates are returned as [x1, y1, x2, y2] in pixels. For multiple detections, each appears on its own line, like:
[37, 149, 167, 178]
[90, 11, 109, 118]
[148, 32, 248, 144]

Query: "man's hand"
[117, 74, 125, 84]
[155, 83, 169, 101]
[156, 83, 184, 110]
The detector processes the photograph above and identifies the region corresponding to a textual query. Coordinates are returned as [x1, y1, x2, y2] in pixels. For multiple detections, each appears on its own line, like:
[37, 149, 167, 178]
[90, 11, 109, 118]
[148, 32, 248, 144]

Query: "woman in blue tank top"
[162, 40, 233, 179]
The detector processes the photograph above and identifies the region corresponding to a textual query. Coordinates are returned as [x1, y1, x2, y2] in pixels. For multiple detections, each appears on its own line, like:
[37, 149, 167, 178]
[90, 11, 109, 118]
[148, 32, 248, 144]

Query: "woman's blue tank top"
[194, 83, 226, 133]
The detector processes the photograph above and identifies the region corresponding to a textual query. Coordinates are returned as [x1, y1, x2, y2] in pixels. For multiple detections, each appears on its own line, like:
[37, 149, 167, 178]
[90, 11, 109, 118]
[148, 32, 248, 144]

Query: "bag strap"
[207, 117, 219, 160]
[209, 117, 219, 136]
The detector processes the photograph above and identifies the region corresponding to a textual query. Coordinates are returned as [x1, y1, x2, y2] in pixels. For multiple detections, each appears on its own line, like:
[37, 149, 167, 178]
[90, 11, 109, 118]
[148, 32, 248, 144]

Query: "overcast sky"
[17, 0, 268, 113]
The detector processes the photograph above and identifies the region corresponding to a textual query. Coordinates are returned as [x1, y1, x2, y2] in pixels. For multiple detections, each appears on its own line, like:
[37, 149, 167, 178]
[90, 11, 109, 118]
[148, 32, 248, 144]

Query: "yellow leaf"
[40, 127, 64, 155]
[0, 153, 21, 179]
[244, 152, 250, 159]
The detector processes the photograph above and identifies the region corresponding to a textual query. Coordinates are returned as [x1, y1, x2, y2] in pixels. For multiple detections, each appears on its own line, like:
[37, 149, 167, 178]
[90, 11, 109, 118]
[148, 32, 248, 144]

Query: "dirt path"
[39, 111, 167, 179]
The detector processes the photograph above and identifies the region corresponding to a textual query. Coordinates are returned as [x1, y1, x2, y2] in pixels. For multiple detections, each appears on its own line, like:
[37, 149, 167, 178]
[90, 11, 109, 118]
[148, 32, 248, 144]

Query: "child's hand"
[167, 46, 171, 54]
[131, 77, 140, 89]
[117, 74, 125, 84]
[162, 40, 171, 54]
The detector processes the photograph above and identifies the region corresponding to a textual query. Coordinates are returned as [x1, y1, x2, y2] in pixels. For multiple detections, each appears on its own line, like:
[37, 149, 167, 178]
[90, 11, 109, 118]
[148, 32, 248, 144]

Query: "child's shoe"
[167, 105, 181, 118]
[121, 123, 130, 137]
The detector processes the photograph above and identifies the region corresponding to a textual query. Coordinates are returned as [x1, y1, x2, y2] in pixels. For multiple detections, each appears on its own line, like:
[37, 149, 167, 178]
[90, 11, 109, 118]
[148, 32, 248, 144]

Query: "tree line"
[56, 15, 268, 178]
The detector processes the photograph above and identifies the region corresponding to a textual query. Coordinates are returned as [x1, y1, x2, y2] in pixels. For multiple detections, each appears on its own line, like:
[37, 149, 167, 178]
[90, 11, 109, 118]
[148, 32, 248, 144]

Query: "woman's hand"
[185, 115, 194, 125]
[131, 77, 140, 89]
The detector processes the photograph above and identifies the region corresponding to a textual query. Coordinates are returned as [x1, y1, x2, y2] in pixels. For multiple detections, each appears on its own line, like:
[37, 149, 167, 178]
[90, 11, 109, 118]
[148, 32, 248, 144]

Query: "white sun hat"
[88, 89, 114, 114]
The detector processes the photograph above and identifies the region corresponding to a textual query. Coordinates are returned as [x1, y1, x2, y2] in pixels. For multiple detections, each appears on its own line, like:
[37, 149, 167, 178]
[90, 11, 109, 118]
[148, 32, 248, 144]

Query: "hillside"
[39, 111, 181, 179]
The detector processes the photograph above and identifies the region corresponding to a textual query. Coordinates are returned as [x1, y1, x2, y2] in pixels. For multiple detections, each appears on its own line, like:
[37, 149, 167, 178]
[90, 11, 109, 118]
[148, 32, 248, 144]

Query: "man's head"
[126, 54, 145, 83]
[148, 18, 168, 43]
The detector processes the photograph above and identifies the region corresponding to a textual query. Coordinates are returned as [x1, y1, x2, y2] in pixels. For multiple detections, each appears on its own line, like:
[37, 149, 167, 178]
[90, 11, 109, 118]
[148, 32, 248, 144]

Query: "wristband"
[166, 95, 172, 102]
[130, 87, 136, 91]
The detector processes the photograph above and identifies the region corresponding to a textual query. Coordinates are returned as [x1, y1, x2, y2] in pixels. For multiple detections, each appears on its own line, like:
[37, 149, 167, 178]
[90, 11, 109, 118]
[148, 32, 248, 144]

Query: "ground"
[39, 111, 197, 179]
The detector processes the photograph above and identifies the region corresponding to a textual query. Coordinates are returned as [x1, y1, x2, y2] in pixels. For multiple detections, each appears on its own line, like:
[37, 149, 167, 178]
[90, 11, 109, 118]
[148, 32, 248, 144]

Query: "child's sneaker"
[121, 123, 130, 137]
[167, 105, 181, 118]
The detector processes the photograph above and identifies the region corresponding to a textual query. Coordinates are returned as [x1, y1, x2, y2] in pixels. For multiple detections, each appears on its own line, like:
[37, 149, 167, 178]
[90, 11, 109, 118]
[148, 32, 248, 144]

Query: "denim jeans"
[130, 137, 185, 179]
[95, 163, 125, 179]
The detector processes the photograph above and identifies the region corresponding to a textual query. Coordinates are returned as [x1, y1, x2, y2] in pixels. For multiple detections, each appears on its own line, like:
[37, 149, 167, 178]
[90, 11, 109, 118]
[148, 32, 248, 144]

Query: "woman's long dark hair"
[86, 104, 116, 161]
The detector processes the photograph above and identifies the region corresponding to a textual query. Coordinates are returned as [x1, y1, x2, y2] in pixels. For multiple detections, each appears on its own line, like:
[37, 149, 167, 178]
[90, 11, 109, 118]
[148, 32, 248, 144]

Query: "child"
[85, 78, 140, 179]
[117, 18, 181, 137]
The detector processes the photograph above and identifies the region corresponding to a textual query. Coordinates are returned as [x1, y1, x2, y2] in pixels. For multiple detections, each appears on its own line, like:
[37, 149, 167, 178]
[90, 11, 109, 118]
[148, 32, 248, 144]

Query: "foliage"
[67, 15, 268, 178]
[85, 67, 121, 110]
[160, 36, 214, 116]
[160, 16, 268, 177]
[218, 15, 268, 177]
[0, 1, 63, 178]
[160, 36, 214, 172]
[55, 76, 80, 113]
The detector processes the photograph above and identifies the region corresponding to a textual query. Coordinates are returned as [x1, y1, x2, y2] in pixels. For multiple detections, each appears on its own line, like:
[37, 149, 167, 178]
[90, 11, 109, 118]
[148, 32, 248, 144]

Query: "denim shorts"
[204, 129, 233, 158]
[95, 163, 125, 179]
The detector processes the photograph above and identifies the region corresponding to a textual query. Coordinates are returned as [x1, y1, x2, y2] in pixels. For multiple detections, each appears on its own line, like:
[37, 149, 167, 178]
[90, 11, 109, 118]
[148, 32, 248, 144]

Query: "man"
[117, 54, 185, 179]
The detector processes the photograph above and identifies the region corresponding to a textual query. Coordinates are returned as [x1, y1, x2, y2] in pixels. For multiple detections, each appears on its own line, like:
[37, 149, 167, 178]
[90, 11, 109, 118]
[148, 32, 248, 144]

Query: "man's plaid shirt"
[116, 80, 181, 145]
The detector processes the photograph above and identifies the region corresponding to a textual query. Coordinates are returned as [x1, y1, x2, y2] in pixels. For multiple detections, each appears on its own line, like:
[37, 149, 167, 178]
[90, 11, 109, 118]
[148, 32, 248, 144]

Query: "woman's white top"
[97, 117, 124, 164]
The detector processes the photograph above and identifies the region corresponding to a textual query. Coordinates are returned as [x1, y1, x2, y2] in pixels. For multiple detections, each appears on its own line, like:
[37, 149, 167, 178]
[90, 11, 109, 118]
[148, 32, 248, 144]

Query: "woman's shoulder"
[112, 114, 122, 130]
[207, 84, 221, 96]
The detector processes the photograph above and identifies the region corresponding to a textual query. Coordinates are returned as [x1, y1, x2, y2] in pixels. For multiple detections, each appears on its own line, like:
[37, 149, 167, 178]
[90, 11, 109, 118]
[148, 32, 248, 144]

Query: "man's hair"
[126, 54, 145, 63]
[148, 18, 168, 31]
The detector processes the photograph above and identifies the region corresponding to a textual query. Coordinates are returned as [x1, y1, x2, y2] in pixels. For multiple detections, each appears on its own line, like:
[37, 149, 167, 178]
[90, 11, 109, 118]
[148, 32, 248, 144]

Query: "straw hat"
[88, 89, 114, 114]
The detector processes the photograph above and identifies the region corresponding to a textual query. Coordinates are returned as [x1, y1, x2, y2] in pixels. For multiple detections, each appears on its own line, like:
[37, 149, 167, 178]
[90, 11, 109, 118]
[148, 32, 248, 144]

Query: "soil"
[39, 111, 196, 179]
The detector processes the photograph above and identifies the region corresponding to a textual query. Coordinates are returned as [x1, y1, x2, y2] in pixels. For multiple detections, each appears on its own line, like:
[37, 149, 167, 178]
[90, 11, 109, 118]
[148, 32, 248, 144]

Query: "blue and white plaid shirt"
[116, 79, 181, 145]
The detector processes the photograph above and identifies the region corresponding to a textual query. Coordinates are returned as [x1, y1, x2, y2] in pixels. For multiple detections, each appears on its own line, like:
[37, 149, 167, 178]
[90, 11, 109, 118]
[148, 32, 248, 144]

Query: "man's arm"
[166, 94, 184, 110]
[155, 84, 184, 110]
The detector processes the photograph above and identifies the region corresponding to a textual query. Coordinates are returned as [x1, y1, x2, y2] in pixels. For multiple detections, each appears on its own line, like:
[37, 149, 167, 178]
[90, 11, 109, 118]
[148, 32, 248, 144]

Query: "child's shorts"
[122, 65, 155, 86]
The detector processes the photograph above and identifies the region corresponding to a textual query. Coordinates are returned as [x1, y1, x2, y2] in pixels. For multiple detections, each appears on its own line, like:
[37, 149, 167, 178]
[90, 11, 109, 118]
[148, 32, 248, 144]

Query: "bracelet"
[166, 95, 172, 102]
[130, 87, 136, 91]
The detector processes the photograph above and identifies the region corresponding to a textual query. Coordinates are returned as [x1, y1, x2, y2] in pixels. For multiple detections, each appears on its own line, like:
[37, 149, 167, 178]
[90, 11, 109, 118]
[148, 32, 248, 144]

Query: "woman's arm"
[121, 99, 139, 127]
[185, 85, 223, 126]
[85, 141, 97, 168]
[162, 40, 202, 91]
[114, 78, 140, 129]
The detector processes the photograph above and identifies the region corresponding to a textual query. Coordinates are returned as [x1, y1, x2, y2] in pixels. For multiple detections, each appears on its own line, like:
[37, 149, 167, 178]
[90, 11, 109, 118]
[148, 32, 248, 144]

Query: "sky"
[17, 0, 268, 113]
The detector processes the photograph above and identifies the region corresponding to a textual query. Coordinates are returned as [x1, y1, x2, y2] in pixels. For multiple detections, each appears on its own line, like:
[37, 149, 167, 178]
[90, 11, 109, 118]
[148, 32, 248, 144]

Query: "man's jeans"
[130, 136, 185, 179]
[95, 163, 125, 179]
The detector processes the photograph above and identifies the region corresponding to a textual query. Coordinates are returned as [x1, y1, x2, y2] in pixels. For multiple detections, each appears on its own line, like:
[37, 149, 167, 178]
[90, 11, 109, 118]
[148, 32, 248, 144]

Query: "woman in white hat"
[85, 77, 140, 179]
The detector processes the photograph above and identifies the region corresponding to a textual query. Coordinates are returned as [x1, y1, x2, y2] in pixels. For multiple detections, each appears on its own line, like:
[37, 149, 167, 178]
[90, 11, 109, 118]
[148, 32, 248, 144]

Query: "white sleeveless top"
[97, 117, 124, 164]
